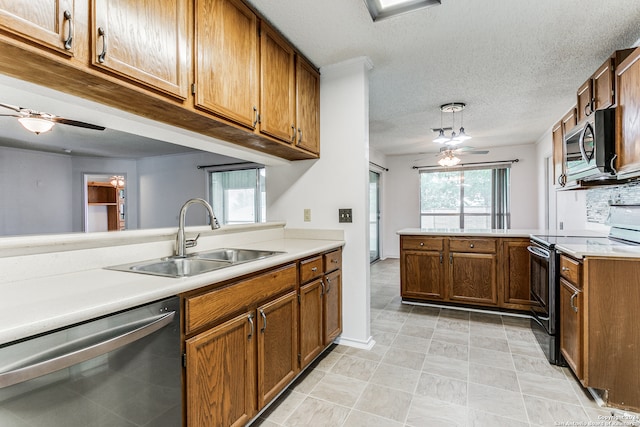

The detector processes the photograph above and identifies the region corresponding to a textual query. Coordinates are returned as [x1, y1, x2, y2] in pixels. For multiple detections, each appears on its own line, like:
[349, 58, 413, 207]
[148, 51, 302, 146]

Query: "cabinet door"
[552, 121, 565, 187]
[449, 252, 497, 305]
[0, 0, 75, 56]
[615, 49, 640, 178]
[401, 250, 444, 300]
[593, 59, 614, 111]
[259, 23, 296, 143]
[257, 291, 298, 409]
[92, 0, 188, 99]
[560, 278, 582, 379]
[323, 269, 342, 345]
[194, 0, 258, 129]
[502, 239, 533, 308]
[577, 79, 592, 123]
[299, 279, 324, 368]
[295, 57, 320, 154]
[562, 106, 577, 135]
[185, 312, 256, 427]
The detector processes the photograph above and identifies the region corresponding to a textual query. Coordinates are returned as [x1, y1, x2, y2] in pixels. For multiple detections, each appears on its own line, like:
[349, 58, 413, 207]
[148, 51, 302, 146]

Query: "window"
[420, 166, 510, 229]
[209, 167, 265, 225]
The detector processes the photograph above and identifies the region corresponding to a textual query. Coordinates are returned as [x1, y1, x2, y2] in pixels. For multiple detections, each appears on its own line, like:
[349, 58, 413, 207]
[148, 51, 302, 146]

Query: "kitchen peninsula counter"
[0, 224, 344, 345]
[397, 228, 543, 237]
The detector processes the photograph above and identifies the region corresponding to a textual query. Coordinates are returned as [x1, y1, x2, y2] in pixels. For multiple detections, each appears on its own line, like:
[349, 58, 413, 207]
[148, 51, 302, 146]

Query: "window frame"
[419, 165, 511, 230]
[206, 163, 265, 225]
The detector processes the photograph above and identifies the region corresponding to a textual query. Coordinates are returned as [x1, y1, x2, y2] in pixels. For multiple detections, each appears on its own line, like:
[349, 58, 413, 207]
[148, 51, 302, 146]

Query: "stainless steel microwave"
[563, 108, 616, 183]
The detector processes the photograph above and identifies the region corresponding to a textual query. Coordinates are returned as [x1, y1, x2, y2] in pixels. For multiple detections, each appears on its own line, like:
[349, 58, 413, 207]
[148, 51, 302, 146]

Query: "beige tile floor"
[252, 259, 637, 427]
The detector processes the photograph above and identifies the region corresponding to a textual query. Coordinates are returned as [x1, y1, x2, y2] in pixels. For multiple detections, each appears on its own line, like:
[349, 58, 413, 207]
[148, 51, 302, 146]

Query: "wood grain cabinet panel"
[185, 311, 256, 427]
[91, 0, 189, 99]
[257, 291, 298, 408]
[449, 252, 497, 305]
[295, 56, 320, 154]
[259, 22, 296, 143]
[560, 277, 582, 379]
[298, 279, 324, 368]
[0, 0, 76, 56]
[323, 269, 342, 345]
[502, 239, 533, 308]
[194, 0, 258, 128]
[616, 48, 640, 179]
[401, 250, 444, 300]
[552, 120, 565, 187]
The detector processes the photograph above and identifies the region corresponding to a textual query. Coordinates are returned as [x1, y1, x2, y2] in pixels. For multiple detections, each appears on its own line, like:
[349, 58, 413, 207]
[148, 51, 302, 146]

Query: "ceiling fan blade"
[51, 117, 106, 131]
[0, 103, 23, 113]
[0, 113, 21, 117]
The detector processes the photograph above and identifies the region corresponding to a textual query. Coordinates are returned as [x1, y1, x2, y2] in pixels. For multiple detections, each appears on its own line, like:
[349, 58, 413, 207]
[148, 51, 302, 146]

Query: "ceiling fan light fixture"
[18, 117, 54, 135]
[438, 154, 461, 167]
[110, 175, 125, 188]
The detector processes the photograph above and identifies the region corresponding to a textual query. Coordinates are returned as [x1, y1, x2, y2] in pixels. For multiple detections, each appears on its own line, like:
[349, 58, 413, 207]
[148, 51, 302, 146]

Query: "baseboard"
[334, 335, 376, 350]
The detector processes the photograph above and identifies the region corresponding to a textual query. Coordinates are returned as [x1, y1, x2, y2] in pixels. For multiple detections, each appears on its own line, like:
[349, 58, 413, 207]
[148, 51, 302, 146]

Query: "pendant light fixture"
[432, 102, 472, 145]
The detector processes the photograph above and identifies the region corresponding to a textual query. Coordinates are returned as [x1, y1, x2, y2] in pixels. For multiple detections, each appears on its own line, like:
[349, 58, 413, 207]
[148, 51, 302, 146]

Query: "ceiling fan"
[436, 145, 489, 166]
[0, 103, 105, 135]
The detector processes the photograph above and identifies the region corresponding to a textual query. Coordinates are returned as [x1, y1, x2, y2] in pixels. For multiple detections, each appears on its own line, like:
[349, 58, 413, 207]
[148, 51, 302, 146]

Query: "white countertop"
[556, 242, 640, 259]
[0, 226, 344, 345]
[397, 228, 544, 237]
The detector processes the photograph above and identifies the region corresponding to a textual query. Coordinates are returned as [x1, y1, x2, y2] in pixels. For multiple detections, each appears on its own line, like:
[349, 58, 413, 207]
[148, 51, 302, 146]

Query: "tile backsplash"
[586, 181, 640, 224]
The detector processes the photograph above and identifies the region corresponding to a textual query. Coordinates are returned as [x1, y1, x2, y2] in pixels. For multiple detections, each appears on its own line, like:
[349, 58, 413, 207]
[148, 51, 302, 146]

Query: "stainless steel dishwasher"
[0, 296, 181, 427]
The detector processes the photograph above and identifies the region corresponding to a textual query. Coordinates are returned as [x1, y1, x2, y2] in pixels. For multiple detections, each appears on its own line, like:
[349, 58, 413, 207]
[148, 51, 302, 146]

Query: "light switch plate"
[304, 208, 311, 222]
[339, 208, 352, 223]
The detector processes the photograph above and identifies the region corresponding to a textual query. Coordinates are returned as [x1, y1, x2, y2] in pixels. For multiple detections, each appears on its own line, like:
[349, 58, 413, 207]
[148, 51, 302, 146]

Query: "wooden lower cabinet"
[400, 250, 444, 300]
[449, 252, 497, 305]
[323, 269, 342, 345]
[400, 235, 531, 311]
[257, 291, 298, 407]
[560, 277, 582, 378]
[185, 312, 256, 427]
[299, 279, 324, 367]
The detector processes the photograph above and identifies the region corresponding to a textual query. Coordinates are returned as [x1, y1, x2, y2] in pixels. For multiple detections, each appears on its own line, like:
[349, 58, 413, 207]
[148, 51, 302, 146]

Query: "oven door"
[527, 242, 553, 333]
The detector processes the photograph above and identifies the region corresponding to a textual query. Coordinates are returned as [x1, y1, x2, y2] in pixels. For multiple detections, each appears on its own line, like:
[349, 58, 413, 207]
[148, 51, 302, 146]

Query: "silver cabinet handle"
[63, 10, 73, 50]
[311, 266, 318, 272]
[562, 266, 569, 272]
[253, 106, 259, 127]
[439, 252, 443, 264]
[298, 128, 303, 143]
[584, 102, 591, 118]
[449, 253, 453, 264]
[610, 154, 618, 175]
[570, 290, 579, 313]
[248, 313, 254, 340]
[419, 242, 424, 246]
[325, 277, 331, 294]
[97, 27, 107, 63]
[320, 280, 325, 296]
[291, 125, 297, 142]
[260, 309, 267, 333]
[470, 243, 475, 248]
[0, 311, 174, 389]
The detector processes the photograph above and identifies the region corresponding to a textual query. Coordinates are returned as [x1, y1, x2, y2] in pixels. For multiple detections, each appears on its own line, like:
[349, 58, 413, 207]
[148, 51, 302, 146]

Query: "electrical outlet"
[339, 208, 352, 223]
[304, 208, 311, 222]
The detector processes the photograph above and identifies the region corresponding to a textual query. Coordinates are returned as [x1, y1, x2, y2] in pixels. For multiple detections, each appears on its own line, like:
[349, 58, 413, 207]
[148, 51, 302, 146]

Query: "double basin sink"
[108, 248, 284, 278]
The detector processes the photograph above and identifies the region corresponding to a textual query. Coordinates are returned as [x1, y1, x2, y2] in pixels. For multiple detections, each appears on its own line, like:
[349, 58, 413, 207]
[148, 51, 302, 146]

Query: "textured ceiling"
[246, 0, 640, 156]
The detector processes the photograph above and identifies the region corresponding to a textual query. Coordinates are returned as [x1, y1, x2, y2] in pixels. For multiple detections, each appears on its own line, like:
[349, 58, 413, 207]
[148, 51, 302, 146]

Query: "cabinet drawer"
[402, 236, 444, 251]
[560, 255, 581, 285]
[185, 263, 296, 335]
[300, 256, 323, 283]
[324, 248, 342, 273]
[449, 238, 496, 253]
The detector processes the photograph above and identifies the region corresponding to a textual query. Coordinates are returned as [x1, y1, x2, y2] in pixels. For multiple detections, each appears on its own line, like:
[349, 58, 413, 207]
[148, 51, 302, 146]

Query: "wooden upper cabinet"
[562, 106, 577, 135]
[552, 120, 565, 187]
[91, 0, 189, 99]
[0, 0, 76, 56]
[592, 59, 615, 111]
[616, 47, 640, 179]
[259, 22, 296, 143]
[194, 0, 259, 129]
[576, 79, 592, 123]
[295, 57, 320, 154]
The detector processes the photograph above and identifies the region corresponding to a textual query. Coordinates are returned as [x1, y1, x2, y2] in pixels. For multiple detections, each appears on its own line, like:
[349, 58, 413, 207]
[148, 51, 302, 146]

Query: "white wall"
[0, 146, 73, 235]
[381, 144, 539, 258]
[267, 57, 374, 348]
[137, 151, 241, 228]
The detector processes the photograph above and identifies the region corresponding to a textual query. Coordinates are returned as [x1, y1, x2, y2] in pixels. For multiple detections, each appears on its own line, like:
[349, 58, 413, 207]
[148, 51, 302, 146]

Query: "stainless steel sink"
[191, 248, 284, 264]
[107, 257, 232, 278]
[106, 248, 284, 278]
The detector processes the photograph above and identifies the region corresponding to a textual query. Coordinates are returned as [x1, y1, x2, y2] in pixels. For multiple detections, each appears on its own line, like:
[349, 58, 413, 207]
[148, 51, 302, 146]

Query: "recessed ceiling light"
[364, 0, 441, 21]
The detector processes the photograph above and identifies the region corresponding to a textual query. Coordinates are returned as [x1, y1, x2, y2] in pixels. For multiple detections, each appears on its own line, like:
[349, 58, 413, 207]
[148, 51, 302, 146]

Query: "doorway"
[83, 173, 126, 232]
[369, 170, 381, 263]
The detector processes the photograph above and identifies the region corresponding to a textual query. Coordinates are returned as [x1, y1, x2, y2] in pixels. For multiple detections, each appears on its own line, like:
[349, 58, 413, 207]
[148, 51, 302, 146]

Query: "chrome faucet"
[175, 198, 220, 257]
